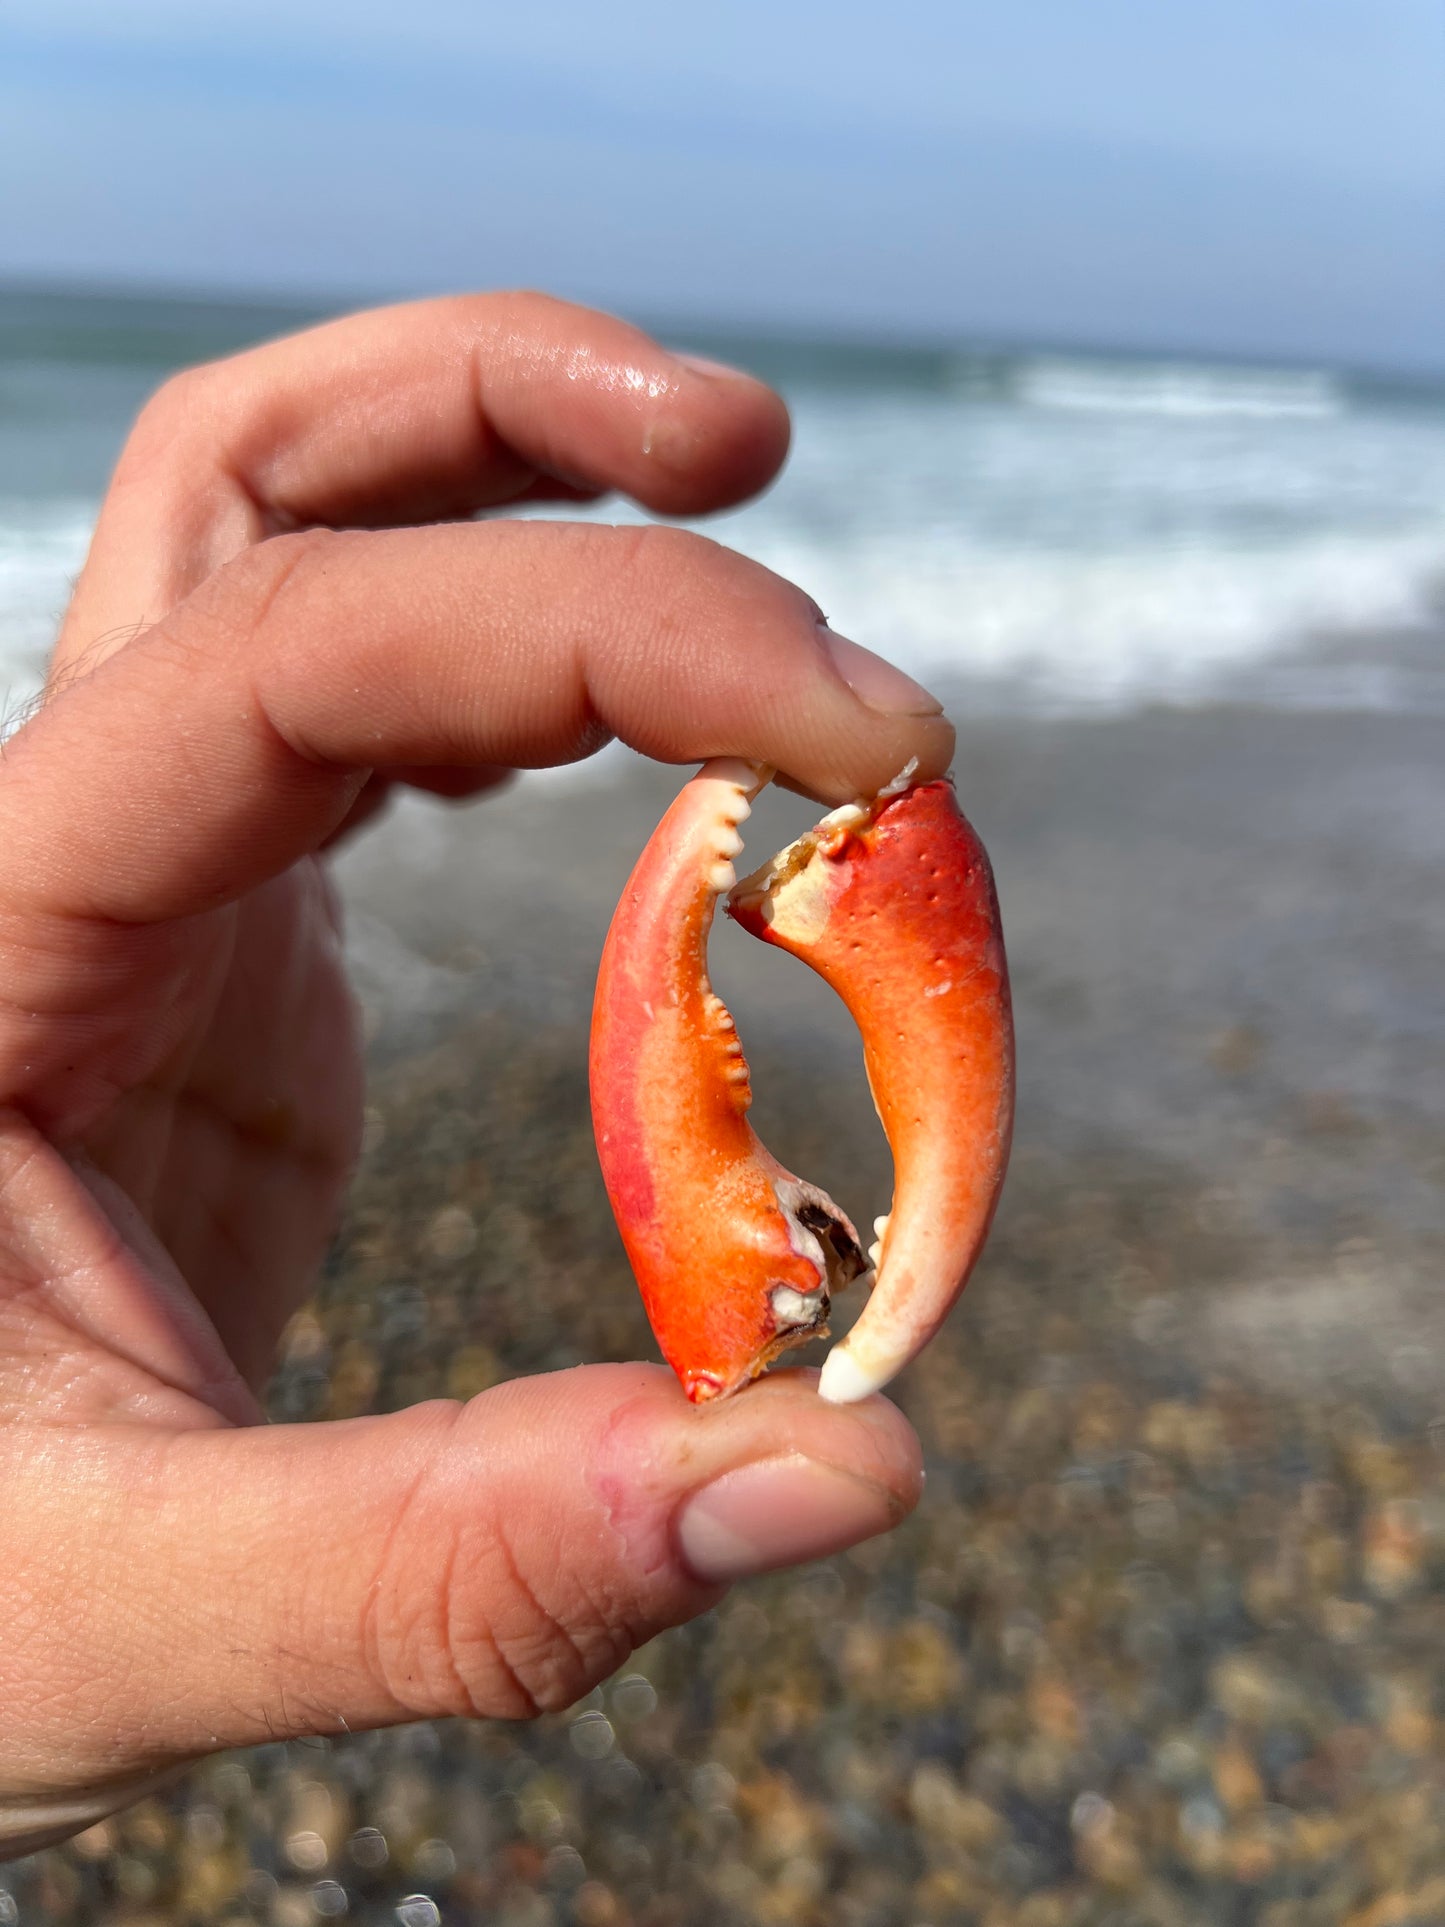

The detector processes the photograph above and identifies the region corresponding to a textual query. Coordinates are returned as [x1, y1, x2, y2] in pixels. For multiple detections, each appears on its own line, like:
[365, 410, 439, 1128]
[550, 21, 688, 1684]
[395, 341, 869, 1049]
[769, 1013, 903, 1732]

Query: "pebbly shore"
[9, 702, 1445, 1927]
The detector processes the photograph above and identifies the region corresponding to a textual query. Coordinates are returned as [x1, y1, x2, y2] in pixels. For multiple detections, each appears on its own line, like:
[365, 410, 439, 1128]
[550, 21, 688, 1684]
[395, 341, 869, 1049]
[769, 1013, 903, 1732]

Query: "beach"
[4, 290, 1445, 1923]
[17, 702, 1443, 1926]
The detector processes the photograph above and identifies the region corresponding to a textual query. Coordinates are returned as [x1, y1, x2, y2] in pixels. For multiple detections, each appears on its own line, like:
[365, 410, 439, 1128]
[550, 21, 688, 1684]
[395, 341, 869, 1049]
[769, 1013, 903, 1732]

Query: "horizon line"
[3, 272, 1445, 393]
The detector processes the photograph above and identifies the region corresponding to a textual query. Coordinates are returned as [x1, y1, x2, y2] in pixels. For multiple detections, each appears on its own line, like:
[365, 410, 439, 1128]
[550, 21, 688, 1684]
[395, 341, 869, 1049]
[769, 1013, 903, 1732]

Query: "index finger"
[58, 293, 791, 667]
[7, 521, 953, 926]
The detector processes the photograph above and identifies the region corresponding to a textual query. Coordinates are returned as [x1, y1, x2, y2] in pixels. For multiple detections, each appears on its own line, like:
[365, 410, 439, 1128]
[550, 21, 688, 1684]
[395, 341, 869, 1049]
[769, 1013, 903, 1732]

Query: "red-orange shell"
[590, 762, 863, 1401]
[590, 761, 1013, 1404]
[729, 777, 1013, 1400]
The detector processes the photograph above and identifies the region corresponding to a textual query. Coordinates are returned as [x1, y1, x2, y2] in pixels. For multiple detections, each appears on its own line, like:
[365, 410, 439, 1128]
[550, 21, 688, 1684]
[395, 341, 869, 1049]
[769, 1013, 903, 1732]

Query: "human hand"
[0, 294, 952, 1855]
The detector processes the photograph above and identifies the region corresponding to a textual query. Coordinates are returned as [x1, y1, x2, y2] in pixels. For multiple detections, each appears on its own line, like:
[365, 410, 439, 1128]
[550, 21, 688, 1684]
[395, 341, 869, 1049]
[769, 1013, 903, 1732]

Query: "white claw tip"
[818, 1345, 894, 1404]
[698, 757, 773, 799]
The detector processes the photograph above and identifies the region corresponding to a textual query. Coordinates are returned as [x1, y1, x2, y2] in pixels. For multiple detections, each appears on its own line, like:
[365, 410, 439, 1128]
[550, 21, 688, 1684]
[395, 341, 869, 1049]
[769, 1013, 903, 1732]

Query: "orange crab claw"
[728, 774, 1013, 1403]
[590, 758, 868, 1403]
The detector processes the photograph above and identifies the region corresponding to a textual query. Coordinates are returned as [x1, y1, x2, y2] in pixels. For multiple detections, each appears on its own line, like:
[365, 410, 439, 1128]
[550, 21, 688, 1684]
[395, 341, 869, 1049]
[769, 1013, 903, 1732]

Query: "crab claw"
[727, 774, 1013, 1402]
[590, 758, 868, 1403]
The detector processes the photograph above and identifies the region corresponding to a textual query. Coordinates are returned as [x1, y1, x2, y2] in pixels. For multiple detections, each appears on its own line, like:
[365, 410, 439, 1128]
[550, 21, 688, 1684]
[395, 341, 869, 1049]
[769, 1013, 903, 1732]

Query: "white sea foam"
[0, 497, 93, 705]
[723, 375, 1445, 716]
[1013, 357, 1343, 420]
[747, 524, 1445, 714]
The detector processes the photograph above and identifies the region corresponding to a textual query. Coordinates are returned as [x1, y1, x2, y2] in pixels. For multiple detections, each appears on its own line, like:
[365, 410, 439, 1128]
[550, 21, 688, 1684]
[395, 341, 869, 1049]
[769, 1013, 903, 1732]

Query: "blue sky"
[2, 1, 1442, 370]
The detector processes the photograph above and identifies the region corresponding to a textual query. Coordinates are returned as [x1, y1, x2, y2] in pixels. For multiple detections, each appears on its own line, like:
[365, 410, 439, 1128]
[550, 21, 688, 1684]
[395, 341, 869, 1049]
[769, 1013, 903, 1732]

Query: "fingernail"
[677, 352, 751, 382]
[820, 629, 944, 718]
[676, 1455, 902, 1583]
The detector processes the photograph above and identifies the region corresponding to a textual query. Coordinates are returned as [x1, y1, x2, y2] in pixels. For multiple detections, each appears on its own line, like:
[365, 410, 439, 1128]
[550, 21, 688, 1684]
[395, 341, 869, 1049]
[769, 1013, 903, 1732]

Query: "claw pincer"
[590, 759, 1013, 1404]
[729, 777, 1013, 1401]
[589, 760, 866, 1403]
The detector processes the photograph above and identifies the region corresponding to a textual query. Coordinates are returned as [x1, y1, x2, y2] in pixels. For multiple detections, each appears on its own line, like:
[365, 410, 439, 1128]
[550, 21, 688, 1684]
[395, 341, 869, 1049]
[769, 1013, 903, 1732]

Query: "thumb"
[3, 1365, 920, 1838]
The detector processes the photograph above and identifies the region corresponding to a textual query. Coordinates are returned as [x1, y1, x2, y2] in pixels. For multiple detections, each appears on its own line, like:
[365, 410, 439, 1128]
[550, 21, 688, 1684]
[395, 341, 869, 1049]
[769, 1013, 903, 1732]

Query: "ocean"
[3, 284, 1444, 724]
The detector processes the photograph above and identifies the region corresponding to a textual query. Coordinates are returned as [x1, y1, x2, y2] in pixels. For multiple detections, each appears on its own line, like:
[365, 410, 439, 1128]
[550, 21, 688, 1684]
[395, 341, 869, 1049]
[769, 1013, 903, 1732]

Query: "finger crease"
[487, 1512, 588, 1716]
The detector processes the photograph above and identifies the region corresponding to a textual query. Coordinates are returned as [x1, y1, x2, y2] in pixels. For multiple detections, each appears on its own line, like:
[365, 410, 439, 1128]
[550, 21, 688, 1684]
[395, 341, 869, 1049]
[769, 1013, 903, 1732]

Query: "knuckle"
[358, 1410, 636, 1725]
[495, 286, 566, 318]
[604, 523, 809, 639]
[454, 288, 572, 353]
[602, 520, 715, 592]
[474, 1608, 628, 1722]
[491, 288, 590, 335]
[125, 365, 218, 458]
[202, 527, 342, 641]
[462, 1528, 634, 1720]
[374, 1529, 630, 1724]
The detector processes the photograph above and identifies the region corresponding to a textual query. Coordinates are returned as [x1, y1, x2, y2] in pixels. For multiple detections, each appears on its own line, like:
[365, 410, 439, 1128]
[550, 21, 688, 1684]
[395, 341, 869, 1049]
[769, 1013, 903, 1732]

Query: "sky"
[2, 1, 1443, 372]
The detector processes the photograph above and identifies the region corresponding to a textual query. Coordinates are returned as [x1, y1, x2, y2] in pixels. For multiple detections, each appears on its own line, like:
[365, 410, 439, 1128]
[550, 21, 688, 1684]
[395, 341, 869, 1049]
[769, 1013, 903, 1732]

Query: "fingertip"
[634, 362, 791, 517]
[919, 711, 958, 783]
[676, 352, 791, 438]
[687, 1367, 925, 1515]
[674, 352, 758, 382]
[667, 1373, 924, 1583]
[770, 710, 956, 809]
[817, 629, 943, 720]
[675, 1455, 905, 1584]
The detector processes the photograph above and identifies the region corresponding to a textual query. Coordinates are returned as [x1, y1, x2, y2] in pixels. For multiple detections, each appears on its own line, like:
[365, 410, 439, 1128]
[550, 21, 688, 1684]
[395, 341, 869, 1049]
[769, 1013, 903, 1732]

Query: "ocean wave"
[0, 496, 94, 699]
[1015, 357, 1343, 421]
[745, 523, 1445, 714]
[3, 379, 1443, 734]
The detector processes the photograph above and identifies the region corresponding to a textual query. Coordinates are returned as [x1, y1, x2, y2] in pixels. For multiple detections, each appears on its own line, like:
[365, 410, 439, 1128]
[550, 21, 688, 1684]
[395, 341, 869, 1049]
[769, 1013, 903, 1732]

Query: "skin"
[0, 293, 952, 1851]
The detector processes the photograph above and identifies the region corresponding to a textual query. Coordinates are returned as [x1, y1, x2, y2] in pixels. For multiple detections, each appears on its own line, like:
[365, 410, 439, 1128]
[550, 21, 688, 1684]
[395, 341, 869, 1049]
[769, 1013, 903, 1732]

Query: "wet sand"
[13, 703, 1445, 1926]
